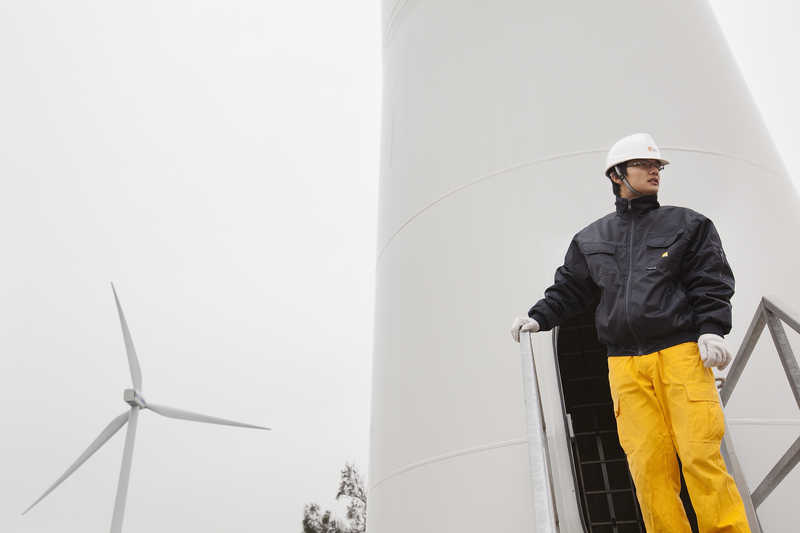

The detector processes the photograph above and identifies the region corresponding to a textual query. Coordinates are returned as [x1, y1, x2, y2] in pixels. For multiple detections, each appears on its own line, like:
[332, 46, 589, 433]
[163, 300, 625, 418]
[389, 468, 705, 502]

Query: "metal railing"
[518, 296, 800, 532]
[719, 296, 800, 515]
[519, 332, 559, 532]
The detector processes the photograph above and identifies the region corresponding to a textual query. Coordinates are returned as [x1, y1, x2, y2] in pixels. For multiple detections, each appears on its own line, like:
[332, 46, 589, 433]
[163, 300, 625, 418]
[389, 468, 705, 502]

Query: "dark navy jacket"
[528, 194, 735, 356]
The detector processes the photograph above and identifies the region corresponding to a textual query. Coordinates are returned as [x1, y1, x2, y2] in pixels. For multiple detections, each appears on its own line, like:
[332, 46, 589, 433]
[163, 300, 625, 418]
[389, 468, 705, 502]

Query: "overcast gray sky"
[0, 2, 796, 533]
[1, 2, 379, 532]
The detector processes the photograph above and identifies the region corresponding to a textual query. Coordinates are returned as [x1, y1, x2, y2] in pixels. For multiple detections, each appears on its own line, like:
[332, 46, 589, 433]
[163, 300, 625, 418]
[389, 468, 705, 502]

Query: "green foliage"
[302, 463, 366, 533]
[302, 503, 344, 533]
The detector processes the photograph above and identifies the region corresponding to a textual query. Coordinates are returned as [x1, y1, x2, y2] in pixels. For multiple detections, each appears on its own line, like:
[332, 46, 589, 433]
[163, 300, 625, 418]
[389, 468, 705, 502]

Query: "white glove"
[511, 317, 540, 342]
[697, 333, 732, 370]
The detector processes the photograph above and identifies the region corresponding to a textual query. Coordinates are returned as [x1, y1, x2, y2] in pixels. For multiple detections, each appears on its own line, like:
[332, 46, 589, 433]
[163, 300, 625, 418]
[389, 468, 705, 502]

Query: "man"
[510, 133, 750, 532]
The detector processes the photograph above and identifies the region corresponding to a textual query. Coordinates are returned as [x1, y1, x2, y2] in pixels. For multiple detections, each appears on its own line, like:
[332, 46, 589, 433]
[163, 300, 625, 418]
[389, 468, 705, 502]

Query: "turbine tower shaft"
[110, 407, 139, 533]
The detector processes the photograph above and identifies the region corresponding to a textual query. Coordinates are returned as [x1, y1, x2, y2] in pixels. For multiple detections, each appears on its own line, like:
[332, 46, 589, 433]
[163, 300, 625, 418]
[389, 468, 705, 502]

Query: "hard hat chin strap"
[621, 177, 643, 197]
[615, 165, 644, 198]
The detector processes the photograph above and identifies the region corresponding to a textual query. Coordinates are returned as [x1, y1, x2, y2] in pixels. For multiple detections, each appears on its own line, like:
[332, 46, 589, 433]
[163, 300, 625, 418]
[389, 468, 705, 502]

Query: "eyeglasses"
[627, 159, 665, 171]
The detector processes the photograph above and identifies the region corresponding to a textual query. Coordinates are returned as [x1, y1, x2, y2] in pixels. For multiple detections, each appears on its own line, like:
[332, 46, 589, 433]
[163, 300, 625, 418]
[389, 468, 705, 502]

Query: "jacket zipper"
[625, 200, 645, 355]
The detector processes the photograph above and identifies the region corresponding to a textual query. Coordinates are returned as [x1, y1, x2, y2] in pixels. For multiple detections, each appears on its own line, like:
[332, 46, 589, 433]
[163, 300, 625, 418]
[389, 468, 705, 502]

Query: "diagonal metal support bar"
[721, 295, 800, 516]
[720, 300, 766, 406]
[719, 405, 763, 532]
[764, 309, 800, 410]
[751, 434, 800, 508]
[763, 296, 800, 333]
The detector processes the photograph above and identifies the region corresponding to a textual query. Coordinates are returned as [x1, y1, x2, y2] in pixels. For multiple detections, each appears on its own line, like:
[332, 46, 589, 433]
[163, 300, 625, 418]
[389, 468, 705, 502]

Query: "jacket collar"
[615, 193, 660, 216]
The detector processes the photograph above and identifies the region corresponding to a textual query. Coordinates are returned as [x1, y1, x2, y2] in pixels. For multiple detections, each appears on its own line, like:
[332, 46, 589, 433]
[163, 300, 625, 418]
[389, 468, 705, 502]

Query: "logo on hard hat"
[648, 146, 656, 152]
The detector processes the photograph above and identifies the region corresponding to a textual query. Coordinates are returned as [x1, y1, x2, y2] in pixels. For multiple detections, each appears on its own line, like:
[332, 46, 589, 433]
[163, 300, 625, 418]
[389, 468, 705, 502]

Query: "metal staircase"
[519, 296, 800, 532]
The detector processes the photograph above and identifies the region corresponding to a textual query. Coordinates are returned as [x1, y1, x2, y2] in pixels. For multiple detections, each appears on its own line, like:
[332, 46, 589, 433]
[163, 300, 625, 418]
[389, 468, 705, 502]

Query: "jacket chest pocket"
[645, 231, 683, 273]
[580, 241, 618, 286]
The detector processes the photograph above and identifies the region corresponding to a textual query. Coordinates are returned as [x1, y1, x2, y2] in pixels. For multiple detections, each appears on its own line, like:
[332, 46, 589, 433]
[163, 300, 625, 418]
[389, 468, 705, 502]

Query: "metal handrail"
[720, 296, 800, 511]
[519, 332, 559, 532]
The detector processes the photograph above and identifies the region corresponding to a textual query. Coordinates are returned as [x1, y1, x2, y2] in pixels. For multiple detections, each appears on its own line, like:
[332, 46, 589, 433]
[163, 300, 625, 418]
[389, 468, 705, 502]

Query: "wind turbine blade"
[22, 411, 129, 515]
[111, 283, 143, 391]
[110, 407, 139, 533]
[147, 403, 271, 430]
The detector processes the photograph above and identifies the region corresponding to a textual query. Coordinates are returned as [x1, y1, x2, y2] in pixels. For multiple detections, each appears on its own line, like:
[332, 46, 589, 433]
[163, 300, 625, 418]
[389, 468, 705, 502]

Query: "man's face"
[616, 159, 663, 198]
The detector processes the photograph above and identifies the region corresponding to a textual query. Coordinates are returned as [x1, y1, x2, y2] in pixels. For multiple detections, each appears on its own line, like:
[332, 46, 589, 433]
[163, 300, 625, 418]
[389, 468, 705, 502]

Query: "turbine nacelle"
[123, 389, 146, 409]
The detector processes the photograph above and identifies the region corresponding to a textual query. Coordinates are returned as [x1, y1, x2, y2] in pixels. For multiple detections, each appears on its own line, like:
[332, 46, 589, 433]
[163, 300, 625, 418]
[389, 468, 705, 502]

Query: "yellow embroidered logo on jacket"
[661, 251, 669, 258]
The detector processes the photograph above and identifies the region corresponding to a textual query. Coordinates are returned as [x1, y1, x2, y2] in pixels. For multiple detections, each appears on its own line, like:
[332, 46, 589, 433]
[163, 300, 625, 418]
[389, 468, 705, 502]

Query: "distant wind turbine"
[23, 283, 270, 533]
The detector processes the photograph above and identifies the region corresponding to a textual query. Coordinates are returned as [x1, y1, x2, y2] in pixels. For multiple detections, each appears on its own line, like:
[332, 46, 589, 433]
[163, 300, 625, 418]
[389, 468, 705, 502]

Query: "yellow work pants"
[607, 341, 750, 532]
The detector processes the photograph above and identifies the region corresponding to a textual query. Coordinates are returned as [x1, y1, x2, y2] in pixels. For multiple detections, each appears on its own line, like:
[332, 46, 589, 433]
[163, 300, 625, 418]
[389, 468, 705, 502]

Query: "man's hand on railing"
[511, 317, 540, 342]
[698, 333, 733, 370]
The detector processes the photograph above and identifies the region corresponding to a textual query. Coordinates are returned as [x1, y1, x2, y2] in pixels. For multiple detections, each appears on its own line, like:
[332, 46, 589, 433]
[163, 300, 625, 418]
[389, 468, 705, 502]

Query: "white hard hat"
[604, 133, 669, 177]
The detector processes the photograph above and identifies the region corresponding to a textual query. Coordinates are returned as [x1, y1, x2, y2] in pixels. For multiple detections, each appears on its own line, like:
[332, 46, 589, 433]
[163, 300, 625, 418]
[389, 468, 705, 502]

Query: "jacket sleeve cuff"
[527, 310, 550, 331]
[698, 322, 728, 337]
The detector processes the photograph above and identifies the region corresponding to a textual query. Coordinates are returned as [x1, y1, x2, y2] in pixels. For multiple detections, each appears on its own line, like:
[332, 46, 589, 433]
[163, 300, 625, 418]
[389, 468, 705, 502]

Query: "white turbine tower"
[23, 284, 270, 533]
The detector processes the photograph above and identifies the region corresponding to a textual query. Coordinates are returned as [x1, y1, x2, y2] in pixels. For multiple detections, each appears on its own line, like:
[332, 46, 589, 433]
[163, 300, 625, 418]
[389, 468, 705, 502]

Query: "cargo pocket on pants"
[684, 383, 725, 443]
[612, 391, 629, 453]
